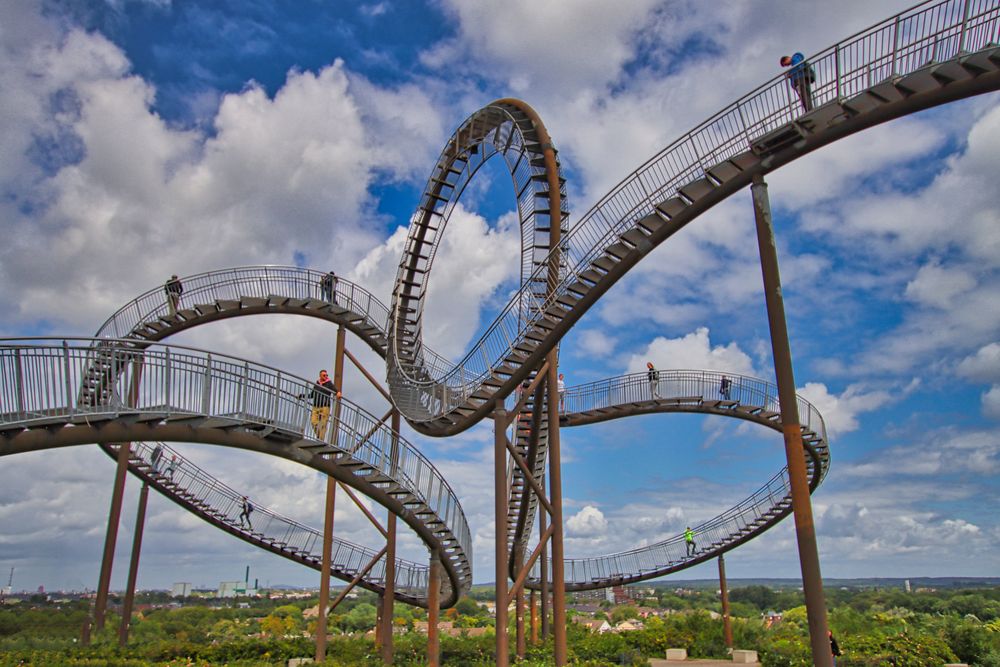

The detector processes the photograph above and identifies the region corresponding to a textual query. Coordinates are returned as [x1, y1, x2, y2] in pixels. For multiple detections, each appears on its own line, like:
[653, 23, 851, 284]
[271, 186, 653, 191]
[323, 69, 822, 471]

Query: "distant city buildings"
[171, 582, 192, 598]
[217, 581, 256, 598]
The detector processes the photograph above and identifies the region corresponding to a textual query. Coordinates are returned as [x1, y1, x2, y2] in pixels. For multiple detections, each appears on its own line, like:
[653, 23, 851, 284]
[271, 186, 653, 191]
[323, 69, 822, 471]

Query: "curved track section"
[106, 440, 434, 605]
[96, 266, 390, 356]
[517, 371, 828, 590]
[91, 265, 447, 604]
[0, 339, 471, 607]
[388, 0, 1000, 437]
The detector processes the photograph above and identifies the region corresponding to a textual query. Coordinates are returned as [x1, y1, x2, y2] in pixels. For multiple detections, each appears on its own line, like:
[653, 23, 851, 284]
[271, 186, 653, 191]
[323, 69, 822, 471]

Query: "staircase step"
[678, 176, 715, 202]
[895, 68, 942, 95]
[842, 91, 882, 115]
[960, 48, 1000, 74]
[869, 79, 907, 102]
[931, 60, 974, 84]
[655, 196, 687, 219]
[636, 212, 667, 235]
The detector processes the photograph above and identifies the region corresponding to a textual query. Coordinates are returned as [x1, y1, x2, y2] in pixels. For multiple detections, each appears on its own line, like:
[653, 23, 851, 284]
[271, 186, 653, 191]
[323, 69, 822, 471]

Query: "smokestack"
[245, 566, 249, 585]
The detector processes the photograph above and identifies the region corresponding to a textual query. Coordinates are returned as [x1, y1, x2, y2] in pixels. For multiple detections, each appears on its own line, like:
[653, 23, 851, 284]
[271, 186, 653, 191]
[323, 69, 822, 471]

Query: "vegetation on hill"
[0, 584, 997, 665]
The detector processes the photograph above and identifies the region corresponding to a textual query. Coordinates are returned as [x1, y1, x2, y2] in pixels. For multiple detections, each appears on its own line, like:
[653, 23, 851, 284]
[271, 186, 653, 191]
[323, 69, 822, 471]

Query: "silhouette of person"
[557, 373, 566, 412]
[685, 526, 697, 556]
[320, 271, 337, 303]
[720, 375, 732, 400]
[647, 362, 660, 399]
[239, 496, 253, 530]
[164, 275, 183, 316]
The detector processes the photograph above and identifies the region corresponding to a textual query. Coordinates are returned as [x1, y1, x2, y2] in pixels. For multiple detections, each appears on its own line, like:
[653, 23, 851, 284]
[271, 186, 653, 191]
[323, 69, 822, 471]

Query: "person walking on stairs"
[239, 496, 254, 530]
[685, 526, 697, 556]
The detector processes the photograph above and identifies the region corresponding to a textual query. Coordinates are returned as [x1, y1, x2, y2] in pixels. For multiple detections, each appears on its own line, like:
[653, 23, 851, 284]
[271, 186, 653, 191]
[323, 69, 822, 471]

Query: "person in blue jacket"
[780, 52, 816, 112]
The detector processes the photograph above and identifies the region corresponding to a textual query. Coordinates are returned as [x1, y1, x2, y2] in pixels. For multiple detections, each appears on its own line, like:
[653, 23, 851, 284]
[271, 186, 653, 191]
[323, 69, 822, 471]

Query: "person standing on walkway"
[309, 369, 341, 439]
[239, 496, 253, 530]
[557, 373, 566, 412]
[164, 275, 183, 316]
[781, 52, 815, 112]
[719, 375, 732, 400]
[684, 526, 696, 556]
[320, 271, 337, 303]
[647, 362, 660, 399]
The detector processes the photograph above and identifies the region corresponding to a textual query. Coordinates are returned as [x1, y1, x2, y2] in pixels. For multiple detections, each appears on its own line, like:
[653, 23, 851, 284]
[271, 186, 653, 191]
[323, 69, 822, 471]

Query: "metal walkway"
[538, 370, 828, 590]
[0, 338, 471, 607]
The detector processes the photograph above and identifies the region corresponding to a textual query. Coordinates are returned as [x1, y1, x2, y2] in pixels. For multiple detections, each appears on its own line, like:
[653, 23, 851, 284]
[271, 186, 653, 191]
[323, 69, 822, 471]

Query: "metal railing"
[0, 338, 472, 593]
[94, 266, 391, 344]
[386, 0, 1000, 424]
[125, 441, 445, 601]
[562, 370, 827, 444]
[520, 371, 830, 588]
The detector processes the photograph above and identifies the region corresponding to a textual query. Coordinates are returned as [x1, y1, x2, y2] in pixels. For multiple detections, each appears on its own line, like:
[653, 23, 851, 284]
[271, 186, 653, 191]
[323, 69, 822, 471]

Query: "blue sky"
[0, 0, 998, 593]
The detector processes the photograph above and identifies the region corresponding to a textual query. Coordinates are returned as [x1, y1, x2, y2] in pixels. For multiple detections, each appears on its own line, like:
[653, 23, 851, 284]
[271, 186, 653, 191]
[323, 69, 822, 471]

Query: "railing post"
[164, 348, 172, 417]
[62, 341, 74, 415]
[239, 362, 249, 418]
[14, 348, 24, 415]
[835, 44, 842, 99]
[892, 16, 901, 75]
[958, 0, 973, 53]
[270, 371, 281, 424]
[202, 354, 212, 414]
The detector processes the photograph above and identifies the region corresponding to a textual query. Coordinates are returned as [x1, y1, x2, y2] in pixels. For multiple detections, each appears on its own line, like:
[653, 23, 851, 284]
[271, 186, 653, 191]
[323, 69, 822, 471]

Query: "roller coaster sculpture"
[1, 1, 998, 664]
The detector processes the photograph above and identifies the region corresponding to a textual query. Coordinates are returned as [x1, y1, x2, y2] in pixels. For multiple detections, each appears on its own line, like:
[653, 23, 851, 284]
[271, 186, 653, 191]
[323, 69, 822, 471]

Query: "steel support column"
[718, 554, 732, 650]
[92, 358, 145, 639]
[380, 410, 400, 665]
[546, 361, 568, 665]
[515, 549, 526, 658]
[530, 589, 538, 645]
[380, 512, 397, 663]
[494, 406, 509, 666]
[427, 549, 441, 667]
[315, 324, 346, 663]
[751, 174, 831, 667]
[539, 478, 549, 640]
[118, 481, 149, 646]
[92, 439, 131, 637]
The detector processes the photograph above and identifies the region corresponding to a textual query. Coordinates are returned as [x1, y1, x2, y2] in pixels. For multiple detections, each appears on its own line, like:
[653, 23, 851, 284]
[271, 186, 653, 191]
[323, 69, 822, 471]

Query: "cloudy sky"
[1, 0, 998, 594]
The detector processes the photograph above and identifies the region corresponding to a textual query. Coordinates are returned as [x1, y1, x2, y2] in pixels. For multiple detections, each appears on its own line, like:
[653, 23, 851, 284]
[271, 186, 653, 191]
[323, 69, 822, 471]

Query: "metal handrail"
[562, 370, 827, 445]
[386, 0, 1000, 424]
[521, 370, 830, 587]
[93, 265, 465, 387]
[126, 440, 446, 601]
[94, 265, 390, 342]
[0, 338, 472, 594]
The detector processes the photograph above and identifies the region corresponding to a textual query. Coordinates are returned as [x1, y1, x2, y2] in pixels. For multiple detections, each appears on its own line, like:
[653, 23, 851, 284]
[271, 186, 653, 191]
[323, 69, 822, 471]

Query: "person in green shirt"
[685, 526, 696, 556]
